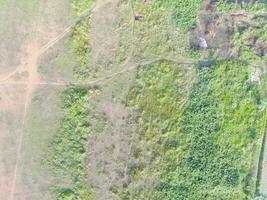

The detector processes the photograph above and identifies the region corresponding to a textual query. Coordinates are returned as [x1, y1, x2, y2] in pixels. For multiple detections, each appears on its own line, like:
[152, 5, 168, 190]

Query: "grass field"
[42, 0, 95, 199]
[42, 0, 267, 199]
[2, 0, 267, 199]
[119, 1, 267, 199]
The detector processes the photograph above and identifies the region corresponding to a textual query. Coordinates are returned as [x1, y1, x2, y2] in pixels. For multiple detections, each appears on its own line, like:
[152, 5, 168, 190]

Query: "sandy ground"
[0, 0, 137, 199]
[0, 0, 72, 199]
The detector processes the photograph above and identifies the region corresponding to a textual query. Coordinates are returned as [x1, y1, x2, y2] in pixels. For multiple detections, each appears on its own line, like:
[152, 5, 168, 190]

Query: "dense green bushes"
[156, 61, 264, 199]
[69, 0, 94, 80]
[216, 0, 267, 13]
[130, 0, 267, 198]
[70, 19, 92, 80]
[125, 61, 191, 199]
[164, 0, 203, 32]
[70, 0, 94, 15]
[133, 0, 198, 59]
[44, 1, 95, 199]
[45, 87, 95, 200]
[128, 60, 265, 199]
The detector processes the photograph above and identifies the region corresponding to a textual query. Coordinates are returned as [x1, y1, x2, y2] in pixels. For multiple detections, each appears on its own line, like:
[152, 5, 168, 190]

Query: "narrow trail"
[38, 26, 72, 56]
[0, 8, 94, 85]
[0, 62, 136, 87]
[8, 42, 40, 200]
[0, 57, 195, 87]
[0, 25, 72, 86]
[38, 8, 95, 56]
[6, 3, 129, 199]
[7, 8, 78, 199]
[6, 12, 89, 198]
[4, 1, 196, 198]
[0, 64, 26, 82]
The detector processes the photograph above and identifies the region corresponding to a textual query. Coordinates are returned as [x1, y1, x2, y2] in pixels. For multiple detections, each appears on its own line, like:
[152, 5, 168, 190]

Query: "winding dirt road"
[0, 2, 133, 199]
[4, 19, 88, 200]
[8, 42, 40, 200]
[0, 1, 193, 199]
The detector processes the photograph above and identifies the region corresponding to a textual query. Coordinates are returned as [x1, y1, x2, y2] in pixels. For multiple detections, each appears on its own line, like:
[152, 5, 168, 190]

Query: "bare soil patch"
[87, 76, 136, 200]
[190, 0, 265, 58]
[86, 1, 137, 199]
[0, 0, 30, 79]
[0, 85, 25, 200]
[0, 0, 72, 199]
[90, 0, 120, 72]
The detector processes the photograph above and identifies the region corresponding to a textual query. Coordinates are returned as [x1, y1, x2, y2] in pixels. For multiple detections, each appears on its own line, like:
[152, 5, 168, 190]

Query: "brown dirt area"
[0, 0, 138, 199]
[90, 0, 120, 74]
[0, 0, 73, 199]
[85, 1, 138, 199]
[0, 0, 198, 199]
[190, 0, 266, 59]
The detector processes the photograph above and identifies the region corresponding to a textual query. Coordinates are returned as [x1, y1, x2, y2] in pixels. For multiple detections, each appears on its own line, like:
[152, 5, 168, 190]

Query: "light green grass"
[164, 0, 203, 32]
[121, 3, 267, 197]
[70, 0, 95, 15]
[133, 0, 202, 61]
[43, 1, 96, 199]
[216, 0, 267, 13]
[68, 0, 94, 81]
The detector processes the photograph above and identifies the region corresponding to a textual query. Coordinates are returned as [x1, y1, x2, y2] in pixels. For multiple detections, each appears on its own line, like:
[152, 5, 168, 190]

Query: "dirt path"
[5, 17, 84, 200]
[0, 0, 194, 199]
[0, 0, 84, 199]
[0, 64, 26, 82]
[8, 42, 40, 200]
[0, 2, 131, 198]
[1, 28, 135, 200]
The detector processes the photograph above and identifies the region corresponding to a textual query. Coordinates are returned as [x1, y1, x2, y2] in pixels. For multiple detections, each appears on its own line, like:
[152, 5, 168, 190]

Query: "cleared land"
[0, 0, 72, 199]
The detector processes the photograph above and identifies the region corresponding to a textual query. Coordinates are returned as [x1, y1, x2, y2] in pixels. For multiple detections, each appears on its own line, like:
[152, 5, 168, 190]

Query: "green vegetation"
[44, 1, 95, 199]
[114, 0, 267, 199]
[133, 0, 194, 59]
[69, 0, 94, 80]
[164, 0, 203, 32]
[168, 61, 264, 199]
[126, 60, 265, 199]
[45, 86, 96, 199]
[44, 0, 267, 199]
[133, 0, 201, 60]
[129, 0, 267, 198]
[70, 0, 94, 15]
[230, 3, 267, 195]
[216, 0, 267, 13]
[123, 61, 192, 199]
[232, 21, 267, 63]
[70, 19, 92, 80]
